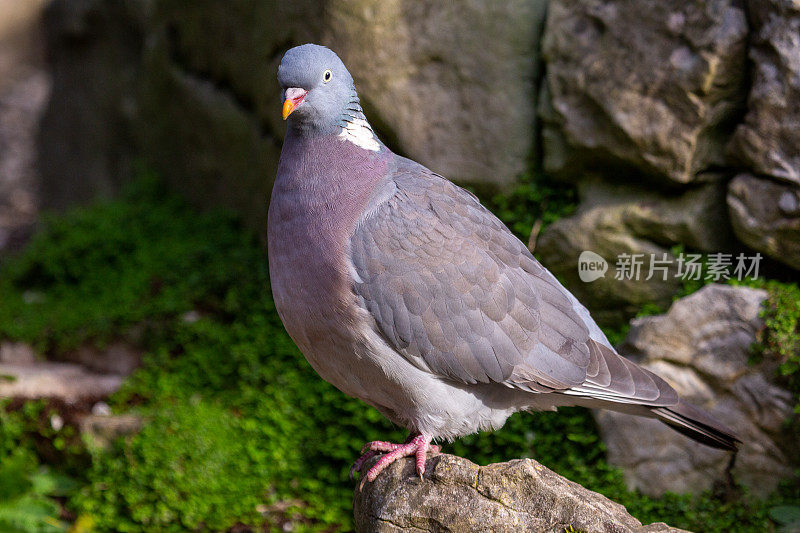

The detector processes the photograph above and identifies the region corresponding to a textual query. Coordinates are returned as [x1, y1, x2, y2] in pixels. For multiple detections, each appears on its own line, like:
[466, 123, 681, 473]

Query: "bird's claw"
[350, 434, 438, 482]
[350, 450, 376, 480]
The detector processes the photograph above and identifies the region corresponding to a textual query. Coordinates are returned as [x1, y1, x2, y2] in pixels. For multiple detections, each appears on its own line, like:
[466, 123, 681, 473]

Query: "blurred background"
[0, 0, 798, 531]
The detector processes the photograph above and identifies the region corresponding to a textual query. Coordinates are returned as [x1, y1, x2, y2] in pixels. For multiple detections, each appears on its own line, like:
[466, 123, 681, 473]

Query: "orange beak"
[282, 99, 295, 120]
[282, 88, 308, 120]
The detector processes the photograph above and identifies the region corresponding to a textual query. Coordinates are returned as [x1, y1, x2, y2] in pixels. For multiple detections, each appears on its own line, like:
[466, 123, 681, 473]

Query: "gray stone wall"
[37, 0, 548, 236]
[538, 0, 800, 323]
[0, 0, 49, 252]
[33, 0, 799, 300]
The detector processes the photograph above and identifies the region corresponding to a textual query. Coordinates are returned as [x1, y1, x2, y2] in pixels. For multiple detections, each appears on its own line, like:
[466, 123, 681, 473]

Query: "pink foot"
[350, 434, 439, 481]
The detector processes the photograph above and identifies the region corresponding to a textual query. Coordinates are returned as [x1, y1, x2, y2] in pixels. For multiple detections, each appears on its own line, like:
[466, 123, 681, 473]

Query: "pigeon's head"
[278, 44, 356, 133]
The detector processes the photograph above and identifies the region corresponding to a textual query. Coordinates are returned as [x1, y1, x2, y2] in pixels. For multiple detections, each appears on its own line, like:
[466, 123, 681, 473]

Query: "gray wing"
[350, 161, 677, 406]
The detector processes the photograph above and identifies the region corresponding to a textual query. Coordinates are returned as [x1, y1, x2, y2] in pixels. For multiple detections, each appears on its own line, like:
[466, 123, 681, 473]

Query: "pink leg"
[350, 441, 402, 479]
[367, 434, 438, 481]
[350, 434, 440, 481]
[361, 440, 404, 454]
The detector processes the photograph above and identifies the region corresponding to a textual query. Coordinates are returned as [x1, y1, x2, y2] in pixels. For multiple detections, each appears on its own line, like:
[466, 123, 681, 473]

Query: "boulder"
[0, 340, 139, 405]
[536, 179, 734, 325]
[326, 0, 547, 188]
[79, 413, 143, 450]
[136, 34, 280, 234]
[0, 360, 124, 405]
[145, 0, 547, 197]
[540, 0, 747, 184]
[0, 341, 36, 364]
[0, 0, 48, 91]
[595, 284, 794, 497]
[353, 453, 687, 533]
[727, 173, 800, 271]
[729, 0, 800, 185]
[0, 0, 49, 253]
[38, 0, 549, 233]
[37, 0, 145, 211]
[130, 0, 321, 235]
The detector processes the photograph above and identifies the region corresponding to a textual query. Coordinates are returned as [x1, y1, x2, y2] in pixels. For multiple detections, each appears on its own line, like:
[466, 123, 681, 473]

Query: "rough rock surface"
[326, 0, 546, 188]
[0, 361, 124, 405]
[0, 341, 135, 405]
[536, 179, 734, 325]
[37, 0, 144, 212]
[729, 0, 800, 185]
[353, 453, 687, 533]
[0, 0, 49, 253]
[28, 0, 800, 280]
[595, 284, 794, 497]
[728, 174, 800, 271]
[38, 0, 547, 234]
[540, 0, 747, 184]
[79, 413, 143, 449]
[62, 340, 142, 376]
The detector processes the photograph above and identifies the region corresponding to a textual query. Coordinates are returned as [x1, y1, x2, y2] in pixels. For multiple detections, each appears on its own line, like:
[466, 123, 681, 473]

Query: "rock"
[536, 226, 679, 328]
[37, 0, 145, 211]
[79, 413, 143, 449]
[569, 178, 736, 253]
[0, 360, 124, 405]
[62, 340, 142, 375]
[595, 284, 794, 497]
[729, 0, 800, 185]
[536, 179, 735, 325]
[0, 0, 48, 91]
[727, 173, 800, 270]
[353, 453, 687, 533]
[0, 341, 36, 364]
[148, 0, 546, 204]
[91, 401, 112, 416]
[37, 0, 548, 234]
[540, 0, 747, 184]
[326, 0, 547, 188]
[134, 16, 282, 234]
[0, 0, 49, 253]
[0, 337, 141, 404]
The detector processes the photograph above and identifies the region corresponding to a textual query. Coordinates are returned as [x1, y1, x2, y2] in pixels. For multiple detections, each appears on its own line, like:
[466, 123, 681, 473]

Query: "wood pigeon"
[267, 44, 739, 482]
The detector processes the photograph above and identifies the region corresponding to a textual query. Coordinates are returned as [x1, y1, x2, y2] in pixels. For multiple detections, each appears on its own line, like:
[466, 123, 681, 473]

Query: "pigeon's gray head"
[278, 44, 357, 134]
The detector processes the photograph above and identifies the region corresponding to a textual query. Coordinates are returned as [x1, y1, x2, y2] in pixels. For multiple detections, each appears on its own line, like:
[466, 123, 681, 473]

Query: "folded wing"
[350, 161, 677, 407]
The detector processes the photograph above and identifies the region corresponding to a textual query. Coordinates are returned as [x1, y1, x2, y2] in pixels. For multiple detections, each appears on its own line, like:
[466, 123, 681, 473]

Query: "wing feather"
[351, 160, 678, 408]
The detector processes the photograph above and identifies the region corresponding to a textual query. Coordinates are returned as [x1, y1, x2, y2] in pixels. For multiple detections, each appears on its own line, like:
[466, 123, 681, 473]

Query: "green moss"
[73, 400, 272, 532]
[734, 278, 800, 430]
[0, 173, 262, 354]
[742, 280, 800, 369]
[0, 173, 797, 531]
[471, 169, 577, 243]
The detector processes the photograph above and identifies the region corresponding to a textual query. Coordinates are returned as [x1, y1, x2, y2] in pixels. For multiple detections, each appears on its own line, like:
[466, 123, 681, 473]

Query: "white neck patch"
[339, 117, 380, 152]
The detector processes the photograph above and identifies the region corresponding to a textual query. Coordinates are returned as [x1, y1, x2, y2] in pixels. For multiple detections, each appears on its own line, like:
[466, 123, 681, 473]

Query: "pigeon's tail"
[651, 399, 740, 451]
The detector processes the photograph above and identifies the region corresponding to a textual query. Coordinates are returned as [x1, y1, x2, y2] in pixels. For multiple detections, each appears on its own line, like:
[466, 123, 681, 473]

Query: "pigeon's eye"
[323, 69, 333, 82]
